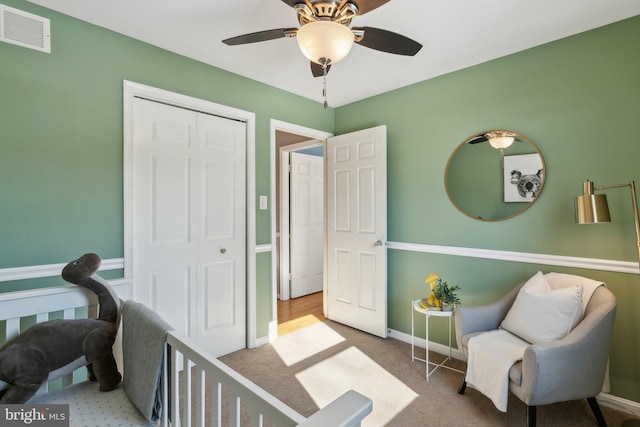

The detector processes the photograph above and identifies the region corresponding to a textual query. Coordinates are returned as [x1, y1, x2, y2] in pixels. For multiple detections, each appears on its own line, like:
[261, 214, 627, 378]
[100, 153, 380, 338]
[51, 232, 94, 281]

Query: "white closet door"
[132, 97, 246, 357]
[290, 152, 324, 298]
[195, 112, 246, 356]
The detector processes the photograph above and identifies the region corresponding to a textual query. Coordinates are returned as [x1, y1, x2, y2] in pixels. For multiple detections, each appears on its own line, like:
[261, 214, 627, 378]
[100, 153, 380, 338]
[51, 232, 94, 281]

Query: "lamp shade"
[296, 21, 354, 65]
[575, 194, 611, 224]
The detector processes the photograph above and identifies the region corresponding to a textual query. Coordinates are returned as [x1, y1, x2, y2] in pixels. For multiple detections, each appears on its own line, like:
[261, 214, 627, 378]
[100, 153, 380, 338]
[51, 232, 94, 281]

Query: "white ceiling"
[27, 0, 640, 107]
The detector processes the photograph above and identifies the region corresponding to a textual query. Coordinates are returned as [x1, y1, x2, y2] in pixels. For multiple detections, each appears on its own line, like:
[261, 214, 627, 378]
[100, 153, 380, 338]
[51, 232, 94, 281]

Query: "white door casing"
[270, 120, 332, 341]
[326, 126, 387, 338]
[130, 96, 247, 357]
[290, 152, 324, 298]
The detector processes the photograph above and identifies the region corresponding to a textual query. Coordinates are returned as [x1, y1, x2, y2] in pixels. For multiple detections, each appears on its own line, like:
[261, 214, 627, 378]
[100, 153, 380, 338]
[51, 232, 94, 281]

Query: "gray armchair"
[455, 281, 616, 427]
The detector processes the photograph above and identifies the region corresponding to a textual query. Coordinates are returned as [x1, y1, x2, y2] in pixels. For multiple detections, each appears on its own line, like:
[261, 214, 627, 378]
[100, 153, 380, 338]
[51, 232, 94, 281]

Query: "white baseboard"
[388, 327, 467, 361]
[387, 328, 639, 417]
[597, 392, 640, 418]
[254, 334, 270, 348]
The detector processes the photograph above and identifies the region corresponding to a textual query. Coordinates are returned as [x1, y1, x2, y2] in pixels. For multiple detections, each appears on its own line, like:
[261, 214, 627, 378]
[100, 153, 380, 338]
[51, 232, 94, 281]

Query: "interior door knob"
[374, 240, 384, 247]
[220, 248, 227, 254]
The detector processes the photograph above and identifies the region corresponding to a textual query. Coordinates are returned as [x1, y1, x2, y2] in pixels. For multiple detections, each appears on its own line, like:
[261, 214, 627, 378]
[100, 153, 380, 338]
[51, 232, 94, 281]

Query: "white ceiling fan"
[222, 0, 422, 106]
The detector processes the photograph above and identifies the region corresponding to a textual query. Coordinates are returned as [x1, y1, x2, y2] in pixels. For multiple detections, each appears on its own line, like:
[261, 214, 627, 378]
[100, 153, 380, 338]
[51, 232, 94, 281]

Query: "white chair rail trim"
[3, 242, 636, 283]
[386, 241, 640, 275]
[0, 243, 275, 282]
[0, 258, 125, 282]
[256, 244, 273, 253]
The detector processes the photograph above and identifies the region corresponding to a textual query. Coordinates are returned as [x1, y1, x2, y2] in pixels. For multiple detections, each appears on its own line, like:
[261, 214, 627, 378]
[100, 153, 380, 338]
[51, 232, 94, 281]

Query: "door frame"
[123, 80, 258, 349]
[270, 119, 332, 341]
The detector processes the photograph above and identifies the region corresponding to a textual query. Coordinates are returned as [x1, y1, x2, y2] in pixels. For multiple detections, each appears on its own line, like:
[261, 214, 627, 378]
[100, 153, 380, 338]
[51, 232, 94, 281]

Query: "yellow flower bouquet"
[419, 273, 461, 311]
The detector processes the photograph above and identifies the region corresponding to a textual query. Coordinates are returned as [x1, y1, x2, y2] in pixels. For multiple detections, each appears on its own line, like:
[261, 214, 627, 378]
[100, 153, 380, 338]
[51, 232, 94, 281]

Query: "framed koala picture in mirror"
[504, 153, 544, 202]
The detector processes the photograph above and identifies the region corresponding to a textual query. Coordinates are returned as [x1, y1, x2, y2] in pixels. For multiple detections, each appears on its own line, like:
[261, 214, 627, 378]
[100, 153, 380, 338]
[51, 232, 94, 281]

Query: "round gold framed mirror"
[445, 130, 545, 221]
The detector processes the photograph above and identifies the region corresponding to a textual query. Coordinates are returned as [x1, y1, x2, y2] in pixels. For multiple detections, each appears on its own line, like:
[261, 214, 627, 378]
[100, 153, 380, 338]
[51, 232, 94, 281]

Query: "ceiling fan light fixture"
[485, 131, 516, 150]
[296, 21, 354, 65]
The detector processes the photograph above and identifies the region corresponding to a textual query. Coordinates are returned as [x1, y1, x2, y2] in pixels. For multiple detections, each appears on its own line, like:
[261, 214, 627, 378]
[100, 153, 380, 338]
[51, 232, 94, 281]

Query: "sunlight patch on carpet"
[278, 313, 323, 334]
[295, 346, 418, 426]
[273, 321, 345, 366]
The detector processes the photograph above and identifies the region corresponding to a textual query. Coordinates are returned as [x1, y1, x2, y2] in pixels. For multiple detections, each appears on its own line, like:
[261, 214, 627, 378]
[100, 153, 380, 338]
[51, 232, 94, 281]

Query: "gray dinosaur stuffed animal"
[0, 253, 122, 403]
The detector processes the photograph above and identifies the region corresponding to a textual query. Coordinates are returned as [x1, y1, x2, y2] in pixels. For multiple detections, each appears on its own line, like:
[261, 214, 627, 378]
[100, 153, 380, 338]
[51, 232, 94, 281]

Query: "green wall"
[336, 15, 640, 401]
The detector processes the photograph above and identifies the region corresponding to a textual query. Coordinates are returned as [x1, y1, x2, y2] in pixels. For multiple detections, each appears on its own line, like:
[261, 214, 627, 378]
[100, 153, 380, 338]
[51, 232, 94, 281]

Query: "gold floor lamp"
[575, 180, 640, 266]
[575, 179, 640, 427]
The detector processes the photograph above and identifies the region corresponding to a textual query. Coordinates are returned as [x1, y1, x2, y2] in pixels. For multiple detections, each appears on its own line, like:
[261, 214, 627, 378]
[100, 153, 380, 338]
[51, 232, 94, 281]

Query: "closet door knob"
[220, 248, 227, 254]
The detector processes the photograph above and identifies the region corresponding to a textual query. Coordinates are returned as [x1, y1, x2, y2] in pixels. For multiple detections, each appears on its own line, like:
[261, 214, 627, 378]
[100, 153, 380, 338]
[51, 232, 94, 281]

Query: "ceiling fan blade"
[311, 61, 332, 78]
[222, 28, 296, 46]
[468, 135, 489, 144]
[352, 0, 392, 15]
[353, 26, 422, 56]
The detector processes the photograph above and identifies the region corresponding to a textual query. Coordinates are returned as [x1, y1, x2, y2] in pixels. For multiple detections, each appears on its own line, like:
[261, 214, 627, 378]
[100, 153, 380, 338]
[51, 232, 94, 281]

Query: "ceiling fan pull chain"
[322, 59, 329, 108]
[323, 74, 328, 108]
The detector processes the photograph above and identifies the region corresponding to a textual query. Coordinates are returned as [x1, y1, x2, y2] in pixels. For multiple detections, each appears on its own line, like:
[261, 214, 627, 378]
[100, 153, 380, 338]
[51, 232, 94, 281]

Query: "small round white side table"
[411, 298, 464, 382]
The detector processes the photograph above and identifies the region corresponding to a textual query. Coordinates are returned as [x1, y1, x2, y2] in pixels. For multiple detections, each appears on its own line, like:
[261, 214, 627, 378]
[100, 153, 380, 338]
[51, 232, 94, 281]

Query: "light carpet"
[219, 319, 632, 426]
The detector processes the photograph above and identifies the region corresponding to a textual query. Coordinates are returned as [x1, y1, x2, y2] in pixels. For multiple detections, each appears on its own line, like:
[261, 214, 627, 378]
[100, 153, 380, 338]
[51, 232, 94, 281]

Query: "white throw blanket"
[544, 272, 603, 307]
[466, 330, 529, 411]
[465, 273, 604, 412]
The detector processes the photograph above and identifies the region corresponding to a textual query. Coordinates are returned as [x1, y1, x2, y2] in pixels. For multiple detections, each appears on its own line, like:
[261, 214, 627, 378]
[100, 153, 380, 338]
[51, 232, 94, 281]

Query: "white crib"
[0, 280, 372, 426]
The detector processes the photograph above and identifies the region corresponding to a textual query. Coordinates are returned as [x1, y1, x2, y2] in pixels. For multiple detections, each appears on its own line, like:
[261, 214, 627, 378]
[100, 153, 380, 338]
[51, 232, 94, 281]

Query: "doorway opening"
[270, 120, 332, 340]
[277, 291, 323, 336]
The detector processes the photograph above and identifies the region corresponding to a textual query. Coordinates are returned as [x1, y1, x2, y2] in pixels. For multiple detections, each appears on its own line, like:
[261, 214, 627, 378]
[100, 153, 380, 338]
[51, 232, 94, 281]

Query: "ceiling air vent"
[0, 4, 50, 53]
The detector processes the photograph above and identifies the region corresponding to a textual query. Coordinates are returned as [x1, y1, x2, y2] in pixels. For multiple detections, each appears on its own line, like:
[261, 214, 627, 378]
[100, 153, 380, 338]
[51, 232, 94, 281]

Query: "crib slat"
[183, 356, 192, 427]
[35, 313, 49, 324]
[5, 317, 20, 341]
[88, 304, 98, 319]
[195, 367, 205, 427]
[161, 346, 169, 427]
[171, 347, 180, 427]
[230, 395, 241, 427]
[167, 333, 304, 427]
[60, 373, 73, 388]
[63, 308, 75, 320]
[213, 381, 222, 427]
[251, 407, 263, 427]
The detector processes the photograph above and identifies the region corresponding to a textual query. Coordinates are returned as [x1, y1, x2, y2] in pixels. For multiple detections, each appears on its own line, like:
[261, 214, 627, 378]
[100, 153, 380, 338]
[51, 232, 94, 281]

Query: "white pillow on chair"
[500, 271, 583, 344]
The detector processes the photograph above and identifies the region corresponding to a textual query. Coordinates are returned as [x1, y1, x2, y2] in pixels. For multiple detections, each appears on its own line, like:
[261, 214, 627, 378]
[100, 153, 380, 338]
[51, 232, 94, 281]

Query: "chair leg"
[457, 377, 467, 394]
[587, 397, 608, 427]
[527, 405, 536, 427]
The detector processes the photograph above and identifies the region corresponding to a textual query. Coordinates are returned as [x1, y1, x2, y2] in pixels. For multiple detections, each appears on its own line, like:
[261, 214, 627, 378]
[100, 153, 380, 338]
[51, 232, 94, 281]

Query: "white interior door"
[132, 97, 246, 357]
[195, 112, 246, 356]
[290, 152, 324, 298]
[326, 126, 387, 337]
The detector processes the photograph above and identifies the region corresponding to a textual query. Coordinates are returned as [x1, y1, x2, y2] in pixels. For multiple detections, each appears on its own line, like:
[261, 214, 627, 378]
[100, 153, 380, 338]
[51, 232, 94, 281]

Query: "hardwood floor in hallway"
[277, 292, 324, 336]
